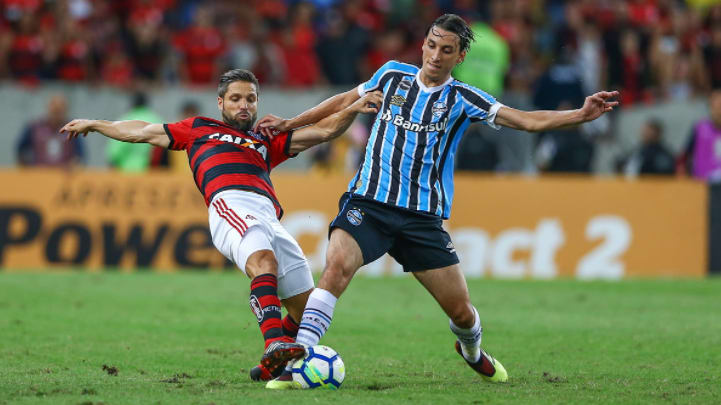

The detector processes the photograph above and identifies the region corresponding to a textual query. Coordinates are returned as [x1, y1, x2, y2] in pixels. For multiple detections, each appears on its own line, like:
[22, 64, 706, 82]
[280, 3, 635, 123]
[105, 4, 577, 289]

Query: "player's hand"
[255, 114, 288, 139]
[352, 91, 383, 114]
[61, 119, 95, 140]
[579, 91, 620, 121]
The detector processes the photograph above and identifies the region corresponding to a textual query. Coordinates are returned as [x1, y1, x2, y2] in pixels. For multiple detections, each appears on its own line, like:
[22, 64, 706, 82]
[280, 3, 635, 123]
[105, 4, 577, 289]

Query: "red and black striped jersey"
[164, 116, 295, 218]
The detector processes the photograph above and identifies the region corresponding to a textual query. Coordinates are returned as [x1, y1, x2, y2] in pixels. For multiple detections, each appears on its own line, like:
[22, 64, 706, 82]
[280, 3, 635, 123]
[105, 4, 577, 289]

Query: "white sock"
[295, 288, 337, 347]
[450, 307, 482, 363]
[284, 288, 337, 373]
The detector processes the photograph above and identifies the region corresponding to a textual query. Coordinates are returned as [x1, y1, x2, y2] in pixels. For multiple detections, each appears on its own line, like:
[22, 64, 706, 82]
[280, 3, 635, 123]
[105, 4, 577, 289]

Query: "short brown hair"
[218, 69, 259, 97]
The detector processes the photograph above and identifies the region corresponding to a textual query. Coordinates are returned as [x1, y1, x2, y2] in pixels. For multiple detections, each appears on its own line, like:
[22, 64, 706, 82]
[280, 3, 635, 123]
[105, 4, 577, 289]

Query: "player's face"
[420, 26, 466, 84]
[218, 81, 258, 131]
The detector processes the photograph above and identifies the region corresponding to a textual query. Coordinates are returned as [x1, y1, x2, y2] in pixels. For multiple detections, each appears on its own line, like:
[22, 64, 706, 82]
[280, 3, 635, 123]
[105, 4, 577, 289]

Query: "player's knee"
[322, 259, 347, 285]
[325, 249, 353, 278]
[245, 250, 278, 278]
[318, 260, 353, 295]
[255, 251, 278, 273]
[449, 303, 475, 328]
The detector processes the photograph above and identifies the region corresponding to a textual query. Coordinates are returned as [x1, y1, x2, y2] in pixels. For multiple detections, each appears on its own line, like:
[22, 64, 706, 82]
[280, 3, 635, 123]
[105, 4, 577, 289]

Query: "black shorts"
[329, 192, 459, 272]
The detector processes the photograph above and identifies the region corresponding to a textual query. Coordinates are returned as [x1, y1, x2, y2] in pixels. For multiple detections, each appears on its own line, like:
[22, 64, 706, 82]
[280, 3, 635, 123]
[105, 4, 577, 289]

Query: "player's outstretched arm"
[255, 88, 361, 136]
[287, 91, 383, 154]
[61, 119, 170, 148]
[494, 91, 620, 132]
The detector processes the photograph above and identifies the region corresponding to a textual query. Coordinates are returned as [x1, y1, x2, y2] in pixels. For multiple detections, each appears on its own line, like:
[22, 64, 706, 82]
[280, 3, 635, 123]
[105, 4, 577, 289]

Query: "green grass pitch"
[1, 272, 720, 404]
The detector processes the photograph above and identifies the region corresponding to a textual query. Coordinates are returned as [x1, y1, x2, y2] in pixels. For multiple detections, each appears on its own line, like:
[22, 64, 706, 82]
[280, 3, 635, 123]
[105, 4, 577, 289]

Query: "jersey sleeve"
[267, 131, 297, 169]
[457, 85, 504, 130]
[163, 117, 196, 150]
[357, 60, 402, 96]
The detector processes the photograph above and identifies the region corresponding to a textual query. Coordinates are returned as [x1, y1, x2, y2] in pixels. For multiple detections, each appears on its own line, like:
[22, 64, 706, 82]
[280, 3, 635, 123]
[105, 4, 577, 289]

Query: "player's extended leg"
[248, 289, 310, 381]
[295, 228, 364, 347]
[248, 283, 311, 382]
[254, 219, 317, 383]
[245, 249, 284, 347]
[252, 291, 310, 384]
[208, 191, 308, 382]
[412, 265, 508, 383]
[271, 217, 315, 340]
[265, 228, 364, 389]
[244, 249, 305, 379]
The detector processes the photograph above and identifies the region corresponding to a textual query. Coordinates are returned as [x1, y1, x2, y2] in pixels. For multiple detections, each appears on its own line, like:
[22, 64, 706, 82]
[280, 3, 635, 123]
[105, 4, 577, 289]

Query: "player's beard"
[222, 108, 256, 132]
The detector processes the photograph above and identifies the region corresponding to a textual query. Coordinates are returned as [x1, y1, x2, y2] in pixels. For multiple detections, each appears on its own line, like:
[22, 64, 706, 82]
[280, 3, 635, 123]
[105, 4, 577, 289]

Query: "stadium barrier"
[710, 184, 721, 275]
[0, 84, 709, 174]
[0, 170, 708, 278]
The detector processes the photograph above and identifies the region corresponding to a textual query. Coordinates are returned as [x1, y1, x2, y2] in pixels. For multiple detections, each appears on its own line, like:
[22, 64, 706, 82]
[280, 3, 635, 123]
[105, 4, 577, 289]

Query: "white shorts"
[208, 190, 314, 300]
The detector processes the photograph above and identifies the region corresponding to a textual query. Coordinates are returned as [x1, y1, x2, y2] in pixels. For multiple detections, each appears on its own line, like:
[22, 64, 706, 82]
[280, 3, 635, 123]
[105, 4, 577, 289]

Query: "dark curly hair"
[425, 14, 475, 53]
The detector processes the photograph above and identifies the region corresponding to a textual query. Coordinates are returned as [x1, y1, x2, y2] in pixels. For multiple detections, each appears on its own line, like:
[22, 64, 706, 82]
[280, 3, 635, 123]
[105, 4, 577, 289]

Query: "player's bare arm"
[494, 90, 620, 132]
[287, 91, 382, 154]
[61, 119, 170, 148]
[256, 88, 361, 134]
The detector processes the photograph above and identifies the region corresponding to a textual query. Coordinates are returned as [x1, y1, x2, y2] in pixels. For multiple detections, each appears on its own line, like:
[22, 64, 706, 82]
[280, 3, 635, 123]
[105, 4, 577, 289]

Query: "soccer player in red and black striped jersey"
[61, 69, 382, 382]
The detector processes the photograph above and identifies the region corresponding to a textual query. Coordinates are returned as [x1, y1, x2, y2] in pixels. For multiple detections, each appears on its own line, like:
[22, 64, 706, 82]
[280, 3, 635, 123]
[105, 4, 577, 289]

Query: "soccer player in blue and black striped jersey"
[258, 14, 619, 389]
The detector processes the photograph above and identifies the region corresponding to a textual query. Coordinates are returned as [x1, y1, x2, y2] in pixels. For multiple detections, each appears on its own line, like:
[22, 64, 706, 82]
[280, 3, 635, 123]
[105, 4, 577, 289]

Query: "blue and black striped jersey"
[348, 60, 503, 219]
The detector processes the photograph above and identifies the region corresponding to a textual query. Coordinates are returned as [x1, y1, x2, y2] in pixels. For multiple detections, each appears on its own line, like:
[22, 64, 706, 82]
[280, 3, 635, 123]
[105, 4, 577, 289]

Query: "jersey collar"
[415, 74, 454, 93]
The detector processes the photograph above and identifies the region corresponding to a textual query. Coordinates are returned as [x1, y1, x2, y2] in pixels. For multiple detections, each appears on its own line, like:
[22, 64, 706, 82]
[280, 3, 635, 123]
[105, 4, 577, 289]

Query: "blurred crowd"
[1, 0, 719, 97]
[7, 0, 721, 181]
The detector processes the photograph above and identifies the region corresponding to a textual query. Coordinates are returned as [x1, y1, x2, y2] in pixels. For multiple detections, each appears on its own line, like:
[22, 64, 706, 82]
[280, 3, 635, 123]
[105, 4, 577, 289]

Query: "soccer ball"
[291, 345, 345, 389]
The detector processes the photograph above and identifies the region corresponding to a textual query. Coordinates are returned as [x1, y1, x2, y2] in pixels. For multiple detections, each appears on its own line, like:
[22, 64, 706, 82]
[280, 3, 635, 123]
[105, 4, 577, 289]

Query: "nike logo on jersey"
[380, 111, 448, 132]
[208, 132, 268, 159]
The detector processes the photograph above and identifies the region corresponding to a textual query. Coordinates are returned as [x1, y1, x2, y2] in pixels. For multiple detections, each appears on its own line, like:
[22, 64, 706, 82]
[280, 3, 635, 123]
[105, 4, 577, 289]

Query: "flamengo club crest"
[249, 295, 263, 322]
